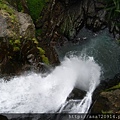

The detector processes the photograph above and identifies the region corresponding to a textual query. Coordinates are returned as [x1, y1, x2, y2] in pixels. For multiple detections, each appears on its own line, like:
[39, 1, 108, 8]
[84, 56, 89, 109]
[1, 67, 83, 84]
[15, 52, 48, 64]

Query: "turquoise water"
[55, 28, 120, 79]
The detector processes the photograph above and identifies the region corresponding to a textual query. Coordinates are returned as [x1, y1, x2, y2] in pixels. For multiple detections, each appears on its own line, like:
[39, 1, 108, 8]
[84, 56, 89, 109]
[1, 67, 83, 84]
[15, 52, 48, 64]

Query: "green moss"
[106, 83, 120, 91]
[0, 0, 17, 22]
[9, 39, 21, 46]
[27, 0, 48, 21]
[17, 1, 23, 12]
[8, 56, 12, 59]
[13, 46, 20, 52]
[0, 0, 50, 66]
[36, 29, 42, 36]
[14, 40, 21, 45]
[117, 39, 120, 44]
[37, 47, 45, 55]
[9, 40, 14, 45]
[19, 36, 22, 39]
[41, 55, 49, 65]
[5, 0, 23, 12]
[32, 38, 38, 44]
[102, 110, 113, 114]
[37, 47, 49, 64]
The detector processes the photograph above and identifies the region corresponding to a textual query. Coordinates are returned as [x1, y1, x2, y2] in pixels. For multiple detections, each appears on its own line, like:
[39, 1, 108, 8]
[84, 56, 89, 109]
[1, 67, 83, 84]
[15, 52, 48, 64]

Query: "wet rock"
[90, 73, 120, 113]
[0, 2, 50, 75]
[43, 45, 60, 65]
[91, 89, 120, 113]
[40, 0, 119, 42]
[67, 88, 86, 100]
[37, 0, 108, 44]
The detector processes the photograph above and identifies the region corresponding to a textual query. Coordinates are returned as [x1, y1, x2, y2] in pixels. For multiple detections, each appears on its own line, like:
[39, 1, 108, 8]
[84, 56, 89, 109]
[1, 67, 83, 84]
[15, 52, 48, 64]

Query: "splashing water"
[0, 55, 101, 113]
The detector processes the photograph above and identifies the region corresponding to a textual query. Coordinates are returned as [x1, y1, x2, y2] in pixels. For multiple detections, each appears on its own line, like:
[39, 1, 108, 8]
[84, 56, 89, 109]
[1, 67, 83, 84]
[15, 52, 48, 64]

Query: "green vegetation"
[105, 0, 120, 28]
[41, 55, 49, 65]
[5, 0, 49, 22]
[36, 29, 42, 36]
[106, 83, 120, 91]
[1, 37, 49, 68]
[6, 0, 25, 12]
[32, 38, 39, 44]
[102, 110, 113, 114]
[105, 0, 120, 19]
[0, 0, 17, 22]
[27, 0, 47, 21]
[0, 0, 49, 67]
[37, 47, 45, 55]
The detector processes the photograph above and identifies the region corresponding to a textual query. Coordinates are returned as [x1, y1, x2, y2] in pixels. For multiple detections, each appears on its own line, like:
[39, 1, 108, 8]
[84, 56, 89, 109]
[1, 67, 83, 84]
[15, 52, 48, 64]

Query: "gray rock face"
[18, 12, 35, 39]
[0, 15, 7, 37]
[0, 7, 35, 40]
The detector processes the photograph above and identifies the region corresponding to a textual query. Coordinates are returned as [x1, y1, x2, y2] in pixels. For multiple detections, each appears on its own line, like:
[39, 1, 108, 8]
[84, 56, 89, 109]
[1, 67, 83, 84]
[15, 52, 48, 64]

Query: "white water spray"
[0, 55, 101, 113]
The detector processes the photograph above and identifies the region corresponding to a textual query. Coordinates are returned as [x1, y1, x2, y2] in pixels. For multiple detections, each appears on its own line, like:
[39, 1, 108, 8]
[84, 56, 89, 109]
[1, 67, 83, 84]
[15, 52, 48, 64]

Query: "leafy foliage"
[105, 0, 120, 28]
[5, 0, 49, 22]
[27, 0, 46, 21]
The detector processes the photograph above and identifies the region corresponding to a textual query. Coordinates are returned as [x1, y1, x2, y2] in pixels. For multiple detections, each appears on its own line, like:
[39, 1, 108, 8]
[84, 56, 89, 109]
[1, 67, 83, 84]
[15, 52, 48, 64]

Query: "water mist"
[0, 55, 101, 114]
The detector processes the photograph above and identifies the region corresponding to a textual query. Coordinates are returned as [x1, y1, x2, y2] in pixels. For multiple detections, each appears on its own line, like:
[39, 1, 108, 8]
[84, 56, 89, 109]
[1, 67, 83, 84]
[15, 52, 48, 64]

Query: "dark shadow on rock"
[88, 73, 120, 114]
[67, 88, 86, 100]
[0, 115, 8, 120]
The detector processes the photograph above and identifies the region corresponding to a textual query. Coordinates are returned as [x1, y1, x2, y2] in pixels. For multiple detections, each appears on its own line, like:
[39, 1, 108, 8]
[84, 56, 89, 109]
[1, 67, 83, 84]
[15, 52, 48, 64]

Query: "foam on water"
[0, 55, 101, 113]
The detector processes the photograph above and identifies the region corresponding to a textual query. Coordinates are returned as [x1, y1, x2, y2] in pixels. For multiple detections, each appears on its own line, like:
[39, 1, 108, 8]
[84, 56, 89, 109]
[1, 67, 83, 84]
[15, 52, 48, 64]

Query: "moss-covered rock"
[5, 0, 49, 23]
[0, 1, 49, 75]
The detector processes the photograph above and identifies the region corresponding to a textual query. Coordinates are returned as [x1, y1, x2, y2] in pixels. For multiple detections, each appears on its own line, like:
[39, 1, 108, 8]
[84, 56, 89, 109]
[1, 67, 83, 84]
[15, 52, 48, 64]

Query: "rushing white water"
[0, 55, 101, 113]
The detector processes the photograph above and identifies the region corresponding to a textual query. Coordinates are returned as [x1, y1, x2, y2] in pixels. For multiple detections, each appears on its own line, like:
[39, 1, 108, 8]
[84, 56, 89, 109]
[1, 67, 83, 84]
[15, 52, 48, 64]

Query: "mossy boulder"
[0, 0, 35, 40]
[6, 0, 49, 23]
[0, 1, 49, 75]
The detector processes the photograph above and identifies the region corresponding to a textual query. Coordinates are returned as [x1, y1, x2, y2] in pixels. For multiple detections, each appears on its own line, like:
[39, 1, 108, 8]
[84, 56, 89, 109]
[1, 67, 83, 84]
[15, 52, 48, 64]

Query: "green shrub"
[105, 0, 120, 28]
[27, 0, 46, 21]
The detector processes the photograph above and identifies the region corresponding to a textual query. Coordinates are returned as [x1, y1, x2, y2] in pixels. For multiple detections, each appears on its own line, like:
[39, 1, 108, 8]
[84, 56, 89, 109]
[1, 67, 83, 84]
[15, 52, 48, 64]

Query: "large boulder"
[0, 1, 50, 75]
[18, 12, 35, 39]
[0, 3, 35, 40]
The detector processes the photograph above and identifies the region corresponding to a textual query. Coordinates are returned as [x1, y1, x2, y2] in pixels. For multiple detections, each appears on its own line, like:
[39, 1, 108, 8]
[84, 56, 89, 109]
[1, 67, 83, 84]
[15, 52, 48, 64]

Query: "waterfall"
[0, 55, 101, 114]
[59, 56, 100, 114]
